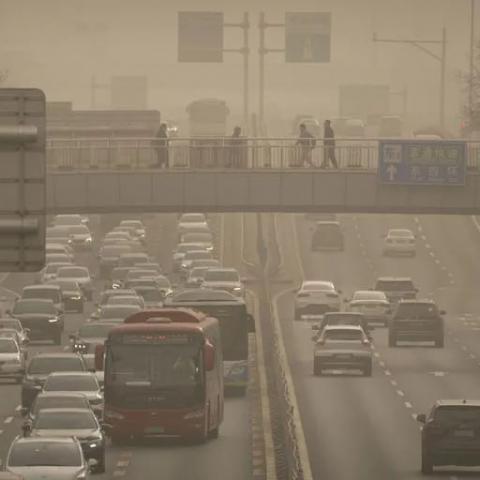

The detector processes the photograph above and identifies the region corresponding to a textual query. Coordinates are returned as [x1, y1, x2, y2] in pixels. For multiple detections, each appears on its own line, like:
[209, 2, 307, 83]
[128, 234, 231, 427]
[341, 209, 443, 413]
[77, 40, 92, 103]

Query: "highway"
[0, 213, 253, 479]
[275, 212, 480, 479]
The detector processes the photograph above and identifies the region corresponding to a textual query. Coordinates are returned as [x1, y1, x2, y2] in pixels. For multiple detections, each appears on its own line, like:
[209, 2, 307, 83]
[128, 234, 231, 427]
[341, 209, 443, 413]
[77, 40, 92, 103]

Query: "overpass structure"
[44, 137, 480, 214]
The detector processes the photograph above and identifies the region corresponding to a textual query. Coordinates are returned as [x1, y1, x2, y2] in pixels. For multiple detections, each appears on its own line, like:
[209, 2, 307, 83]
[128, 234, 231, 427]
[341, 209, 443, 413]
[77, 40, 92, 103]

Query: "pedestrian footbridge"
[45, 137, 480, 214]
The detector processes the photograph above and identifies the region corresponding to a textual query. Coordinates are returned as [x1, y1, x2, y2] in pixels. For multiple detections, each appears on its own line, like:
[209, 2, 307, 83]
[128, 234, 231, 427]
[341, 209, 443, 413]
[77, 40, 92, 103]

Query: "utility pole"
[224, 13, 250, 134]
[373, 28, 447, 129]
[258, 13, 285, 134]
[469, 0, 476, 122]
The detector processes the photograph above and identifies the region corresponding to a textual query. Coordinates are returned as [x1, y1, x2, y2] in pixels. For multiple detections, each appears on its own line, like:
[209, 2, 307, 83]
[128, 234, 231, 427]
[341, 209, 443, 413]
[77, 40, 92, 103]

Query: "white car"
[66, 225, 93, 251]
[172, 242, 205, 272]
[347, 290, 391, 326]
[294, 281, 342, 320]
[56, 266, 94, 301]
[201, 268, 244, 297]
[383, 229, 416, 257]
[313, 325, 373, 376]
[6, 436, 92, 480]
[0, 337, 26, 383]
[177, 213, 209, 235]
[119, 219, 146, 240]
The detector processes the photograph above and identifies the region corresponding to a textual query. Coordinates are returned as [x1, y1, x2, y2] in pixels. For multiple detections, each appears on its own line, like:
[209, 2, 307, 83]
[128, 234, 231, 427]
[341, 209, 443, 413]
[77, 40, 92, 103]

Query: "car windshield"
[22, 289, 60, 303]
[121, 220, 143, 228]
[185, 251, 211, 260]
[395, 303, 439, 319]
[33, 396, 88, 414]
[0, 338, 18, 353]
[135, 288, 163, 301]
[35, 410, 97, 430]
[183, 233, 213, 243]
[8, 441, 83, 467]
[324, 314, 362, 325]
[107, 296, 140, 306]
[303, 283, 333, 292]
[68, 225, 89, 235]
[433, 406, 480, 423]
[128, 269, 157, 280]
[189, 267, 209, 278]
[180, 214, 206, 223]
[204, 270, 239, 282]
[388, 229, 413, 237]
[376, 280, 415, 291]
[47, 226, 71, 237]
[55, 215, 82, 226]
[45, 263, 70, 274]
[28, 357, 84, 375]
[100, 305, 140, 319]
[57, 267, 89, 279]
[13, 301, 56, 315]
[324, 330, 363, 341]
[78, 323, 114, 338]
[44, 375, 98, 392]
[176, 244, 203, 254]
[52, 280, 79, 292]
[102, 246, 131, 256]
[352, 291, 386, 301]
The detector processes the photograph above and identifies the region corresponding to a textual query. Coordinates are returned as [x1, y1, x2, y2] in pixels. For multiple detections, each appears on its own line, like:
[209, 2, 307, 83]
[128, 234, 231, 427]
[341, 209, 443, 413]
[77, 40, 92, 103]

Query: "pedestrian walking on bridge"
[295, 123, 316, 167]
[321, 120, 338, 169]
[154, 123, 169, 168]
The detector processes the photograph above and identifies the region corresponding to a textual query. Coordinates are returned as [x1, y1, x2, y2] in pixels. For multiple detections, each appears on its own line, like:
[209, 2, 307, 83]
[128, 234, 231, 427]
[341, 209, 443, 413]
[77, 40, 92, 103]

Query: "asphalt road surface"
[276, 213, 480, 480]
[0, 213, 252, 480]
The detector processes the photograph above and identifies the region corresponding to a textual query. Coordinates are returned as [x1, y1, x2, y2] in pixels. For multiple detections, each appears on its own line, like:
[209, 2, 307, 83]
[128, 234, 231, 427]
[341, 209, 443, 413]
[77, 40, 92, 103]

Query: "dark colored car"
[8, 299, 63, 345]
[417, 400, 480, 474]
[24, 407, 105, 473]
[21, 353, 87, 410]
[374, 277, 418, 304]
[311, 221, 344, 252]
[48, 279, 85, 313]
[389, 300, 445, 347]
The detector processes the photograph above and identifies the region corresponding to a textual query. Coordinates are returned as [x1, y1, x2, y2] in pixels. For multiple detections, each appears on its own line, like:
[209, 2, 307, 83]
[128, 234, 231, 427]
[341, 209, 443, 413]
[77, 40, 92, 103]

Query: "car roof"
[315, 221, 340, 226]
[13, 435, 80, 445]
[46, 371, 95, 378]
[323, 325, 363, 332]
[30, 352, 83, 359]
[23, 284, 61, 291]
[398, 299, 435, 304]
[324, 312, 364, 317]
[302, 280, 334, 287]
[16, 298, 54, 304]
[205, 268, 237, 273]
[35, 392, 88, 399]
[376, 276, 413, 281]
[435, 399, 480, 407]
[35, 407, 94, 415]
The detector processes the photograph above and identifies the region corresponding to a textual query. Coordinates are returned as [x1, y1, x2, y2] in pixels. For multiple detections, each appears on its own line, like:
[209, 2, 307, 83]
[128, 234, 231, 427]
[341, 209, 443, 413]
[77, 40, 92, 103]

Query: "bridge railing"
[46, 137, 480, 171]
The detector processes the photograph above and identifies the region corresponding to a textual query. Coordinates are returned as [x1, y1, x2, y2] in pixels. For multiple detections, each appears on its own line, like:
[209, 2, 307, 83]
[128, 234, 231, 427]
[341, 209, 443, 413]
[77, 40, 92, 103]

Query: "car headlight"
[70, 296, 82, 300]
[85, 237, 92, 243]
[48, 317, 59, 323]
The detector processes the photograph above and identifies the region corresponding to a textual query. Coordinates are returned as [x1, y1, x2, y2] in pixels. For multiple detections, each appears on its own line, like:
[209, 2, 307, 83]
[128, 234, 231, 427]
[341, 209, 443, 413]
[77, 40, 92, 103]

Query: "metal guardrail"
[46, 137, 480, 171]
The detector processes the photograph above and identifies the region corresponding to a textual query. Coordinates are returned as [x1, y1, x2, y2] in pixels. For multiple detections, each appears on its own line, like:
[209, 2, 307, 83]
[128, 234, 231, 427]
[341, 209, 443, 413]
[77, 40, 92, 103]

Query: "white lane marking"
[15, 405, 21, 412]
[396, 390, 405, 397]
[425, 243, 431, 249]
[461, 345, 468, 351]
[390, 379, 398, 387]
[374, 352, 380, 358]
[470, 353, 476, 359]
[429, 251, 435, 257]
[384, 370, 391, 376]
[379, 360, 385, 368]
[405, 402, 413, 409]
[4, 417, 13, 424]
[471, 215, 480, 233]
[431, 371, 446, 377]
[421, 235, 427, 241]
[434, 259, 440, 265]
[414, 217, 420, 224]
[411, 413, 418, 421]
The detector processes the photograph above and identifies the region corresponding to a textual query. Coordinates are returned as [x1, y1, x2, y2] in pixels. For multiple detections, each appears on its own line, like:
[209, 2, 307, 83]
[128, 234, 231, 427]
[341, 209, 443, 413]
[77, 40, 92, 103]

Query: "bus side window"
[247, 314, 256, 333]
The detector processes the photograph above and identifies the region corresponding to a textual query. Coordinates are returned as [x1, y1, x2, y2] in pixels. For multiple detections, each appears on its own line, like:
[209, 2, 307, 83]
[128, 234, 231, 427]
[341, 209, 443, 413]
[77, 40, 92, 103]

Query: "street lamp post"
[373, 28, 447, 129]
[469, 0, 476, 122]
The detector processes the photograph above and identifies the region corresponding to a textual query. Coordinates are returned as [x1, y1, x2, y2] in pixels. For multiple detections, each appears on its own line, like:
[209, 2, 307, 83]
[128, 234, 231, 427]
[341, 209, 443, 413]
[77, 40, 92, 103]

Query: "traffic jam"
[0, 213, 252, 478]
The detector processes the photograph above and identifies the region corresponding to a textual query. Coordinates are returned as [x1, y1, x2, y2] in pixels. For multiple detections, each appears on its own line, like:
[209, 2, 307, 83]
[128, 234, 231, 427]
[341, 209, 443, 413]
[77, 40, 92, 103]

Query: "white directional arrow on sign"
[386, 164, 397, 181]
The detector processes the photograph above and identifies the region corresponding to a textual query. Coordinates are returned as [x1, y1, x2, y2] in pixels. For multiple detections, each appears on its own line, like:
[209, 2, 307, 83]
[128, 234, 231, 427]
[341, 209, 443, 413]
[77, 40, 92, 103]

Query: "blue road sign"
[285, 12, 331, 63]
[378, 140, 466, 186]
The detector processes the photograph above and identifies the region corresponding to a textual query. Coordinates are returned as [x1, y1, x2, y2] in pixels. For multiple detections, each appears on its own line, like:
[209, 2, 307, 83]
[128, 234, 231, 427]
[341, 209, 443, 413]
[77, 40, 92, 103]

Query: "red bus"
[95, 308, 223, 444]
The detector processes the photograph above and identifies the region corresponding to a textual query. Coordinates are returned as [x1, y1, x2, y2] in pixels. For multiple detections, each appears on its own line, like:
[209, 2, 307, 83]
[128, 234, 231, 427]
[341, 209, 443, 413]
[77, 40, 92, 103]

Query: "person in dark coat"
[295, 123, 316, 167]
[322, 120, 338, 169]
[154, 123, 169, 168]
[228, 126, 242, 168]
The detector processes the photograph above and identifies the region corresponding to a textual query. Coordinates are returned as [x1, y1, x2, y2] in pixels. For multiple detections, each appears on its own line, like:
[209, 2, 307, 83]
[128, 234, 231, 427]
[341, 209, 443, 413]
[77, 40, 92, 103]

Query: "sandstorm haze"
[1, 0, 475, 133]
